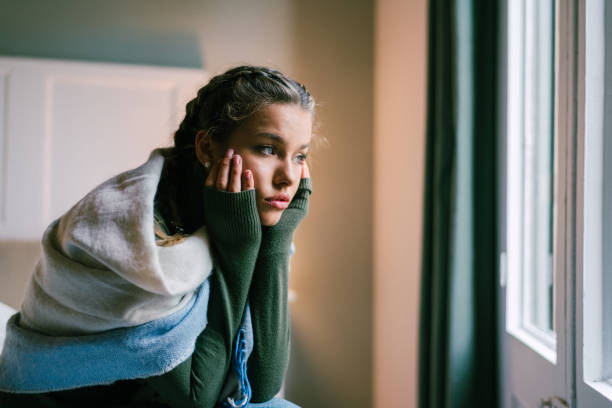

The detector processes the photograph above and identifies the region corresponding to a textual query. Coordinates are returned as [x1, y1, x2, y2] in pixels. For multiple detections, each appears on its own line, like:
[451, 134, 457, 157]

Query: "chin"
[260, 214, 281, 227]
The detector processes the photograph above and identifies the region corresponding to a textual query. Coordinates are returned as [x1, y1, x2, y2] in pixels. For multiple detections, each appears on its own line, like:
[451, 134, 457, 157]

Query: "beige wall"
[0, 1, 374, 407]
[373, 0, 428, 407]
[284, 2, 374, 406]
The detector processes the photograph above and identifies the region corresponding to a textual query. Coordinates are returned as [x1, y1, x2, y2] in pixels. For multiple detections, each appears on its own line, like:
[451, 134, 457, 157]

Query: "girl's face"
[206, 103, 313, 226]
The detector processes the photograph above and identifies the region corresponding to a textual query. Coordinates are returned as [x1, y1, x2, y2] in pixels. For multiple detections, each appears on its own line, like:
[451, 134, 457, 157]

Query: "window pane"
[521, 0, 555, 336]
[506, 0, 556, 361]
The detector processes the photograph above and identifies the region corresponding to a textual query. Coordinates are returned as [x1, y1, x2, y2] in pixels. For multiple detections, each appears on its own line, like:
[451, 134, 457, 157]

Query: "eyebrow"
[256, 132, 310, 149]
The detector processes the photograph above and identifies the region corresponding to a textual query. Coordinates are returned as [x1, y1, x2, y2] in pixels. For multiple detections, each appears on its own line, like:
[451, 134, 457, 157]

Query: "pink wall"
[373, 0, 428, 406]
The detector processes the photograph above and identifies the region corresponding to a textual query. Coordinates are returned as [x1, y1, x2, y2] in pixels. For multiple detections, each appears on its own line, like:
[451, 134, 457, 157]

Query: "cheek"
[240, 157, 270, 187]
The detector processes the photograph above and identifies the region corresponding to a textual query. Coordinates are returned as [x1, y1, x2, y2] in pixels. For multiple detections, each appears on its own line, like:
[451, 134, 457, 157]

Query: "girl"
[0, 66, 314, 408]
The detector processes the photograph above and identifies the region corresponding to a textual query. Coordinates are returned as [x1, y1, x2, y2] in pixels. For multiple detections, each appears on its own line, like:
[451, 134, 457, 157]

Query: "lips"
[264, 193, 291, 210]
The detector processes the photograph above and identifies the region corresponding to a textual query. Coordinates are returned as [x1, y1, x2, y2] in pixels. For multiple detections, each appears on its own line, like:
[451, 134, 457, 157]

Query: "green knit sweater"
[0, 178, 311, 408]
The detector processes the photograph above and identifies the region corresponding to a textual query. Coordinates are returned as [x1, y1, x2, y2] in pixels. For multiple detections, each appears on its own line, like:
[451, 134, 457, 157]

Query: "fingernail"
[234, 154, 241, 164]
[226, 149, 234, 158]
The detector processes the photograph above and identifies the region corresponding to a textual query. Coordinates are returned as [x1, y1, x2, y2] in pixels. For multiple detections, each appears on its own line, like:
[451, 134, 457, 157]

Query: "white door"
[0, 56, 207, 240]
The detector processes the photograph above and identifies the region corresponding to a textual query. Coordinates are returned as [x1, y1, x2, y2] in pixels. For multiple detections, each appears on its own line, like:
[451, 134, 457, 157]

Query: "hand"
[205, 148, 254, 192]
[301, 161, 310, 179]
[202, 148, 261, 245]
[284, 162, 312, 214]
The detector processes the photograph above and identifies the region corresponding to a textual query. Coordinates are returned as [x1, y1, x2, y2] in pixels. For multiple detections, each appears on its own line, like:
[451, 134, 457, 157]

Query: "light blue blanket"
[0, 282, 214, 393]
[0, 282, 255, 408]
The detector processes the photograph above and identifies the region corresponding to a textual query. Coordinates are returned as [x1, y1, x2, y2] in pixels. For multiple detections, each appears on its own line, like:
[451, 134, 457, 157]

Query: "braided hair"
[173, 65, 314, 164]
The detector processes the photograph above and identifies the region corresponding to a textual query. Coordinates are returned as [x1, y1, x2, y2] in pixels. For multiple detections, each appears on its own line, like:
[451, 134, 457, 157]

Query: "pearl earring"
[204, 161, 211, 169]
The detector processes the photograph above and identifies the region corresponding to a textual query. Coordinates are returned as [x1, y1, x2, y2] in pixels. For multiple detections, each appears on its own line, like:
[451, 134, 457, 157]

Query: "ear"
[195, 130, 214, 165]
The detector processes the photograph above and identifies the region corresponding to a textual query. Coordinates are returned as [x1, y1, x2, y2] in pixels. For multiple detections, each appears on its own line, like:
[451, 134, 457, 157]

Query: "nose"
[273, 157, 299, 187]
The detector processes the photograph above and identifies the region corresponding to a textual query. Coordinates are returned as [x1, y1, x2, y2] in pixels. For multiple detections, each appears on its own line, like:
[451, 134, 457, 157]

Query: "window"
[579, 0, 612, 404]
[501, 0, 612, 406]
[506, 0, 557, 363]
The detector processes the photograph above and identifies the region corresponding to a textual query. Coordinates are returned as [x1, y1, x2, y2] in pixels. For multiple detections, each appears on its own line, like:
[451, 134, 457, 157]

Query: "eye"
[256, 145, 276, 155]
[294, 153, 308, 164]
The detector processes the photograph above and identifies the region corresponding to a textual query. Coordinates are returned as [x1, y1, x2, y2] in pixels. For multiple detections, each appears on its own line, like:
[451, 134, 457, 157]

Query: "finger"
[205, 159, 221, 188]
[242, 170, 255, 191]
[215, 149, 234, 190]
[216, 159, 231, 191]
[228, 154, 242, 192]
[301, 162, 310, 179]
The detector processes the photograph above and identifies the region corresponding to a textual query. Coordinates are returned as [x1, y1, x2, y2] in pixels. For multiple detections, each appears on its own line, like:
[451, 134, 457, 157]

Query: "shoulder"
[54, 148, 170, 267]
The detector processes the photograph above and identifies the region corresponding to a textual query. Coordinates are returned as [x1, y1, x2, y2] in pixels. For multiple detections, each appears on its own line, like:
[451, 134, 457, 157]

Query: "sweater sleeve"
[145, 187, 262, 408]
[247, 178, 311, 402]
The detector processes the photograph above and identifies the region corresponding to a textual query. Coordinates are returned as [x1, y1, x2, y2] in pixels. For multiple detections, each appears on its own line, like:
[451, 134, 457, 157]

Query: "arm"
[247, 175, 312, 402]
[147, 151, 261, 408]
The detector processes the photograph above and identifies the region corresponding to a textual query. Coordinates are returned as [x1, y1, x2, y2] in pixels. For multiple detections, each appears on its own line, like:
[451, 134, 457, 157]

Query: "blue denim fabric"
[224, 244, 295, 408]
[222, 305, 255, 407]
[246, 398, 301, 408]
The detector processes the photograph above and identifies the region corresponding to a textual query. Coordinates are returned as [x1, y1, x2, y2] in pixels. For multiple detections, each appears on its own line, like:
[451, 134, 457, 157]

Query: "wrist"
[289, 178, 312, 210]
[203, 187, 261, 243]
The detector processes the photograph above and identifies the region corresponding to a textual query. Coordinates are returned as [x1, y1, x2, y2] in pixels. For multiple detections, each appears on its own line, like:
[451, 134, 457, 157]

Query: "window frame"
[576, 0, 612, 405]
[500, 0, 612, 406]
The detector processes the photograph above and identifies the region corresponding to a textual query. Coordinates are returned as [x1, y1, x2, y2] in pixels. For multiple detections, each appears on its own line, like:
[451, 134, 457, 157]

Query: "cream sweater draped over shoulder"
[20, 148, 214, 336]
